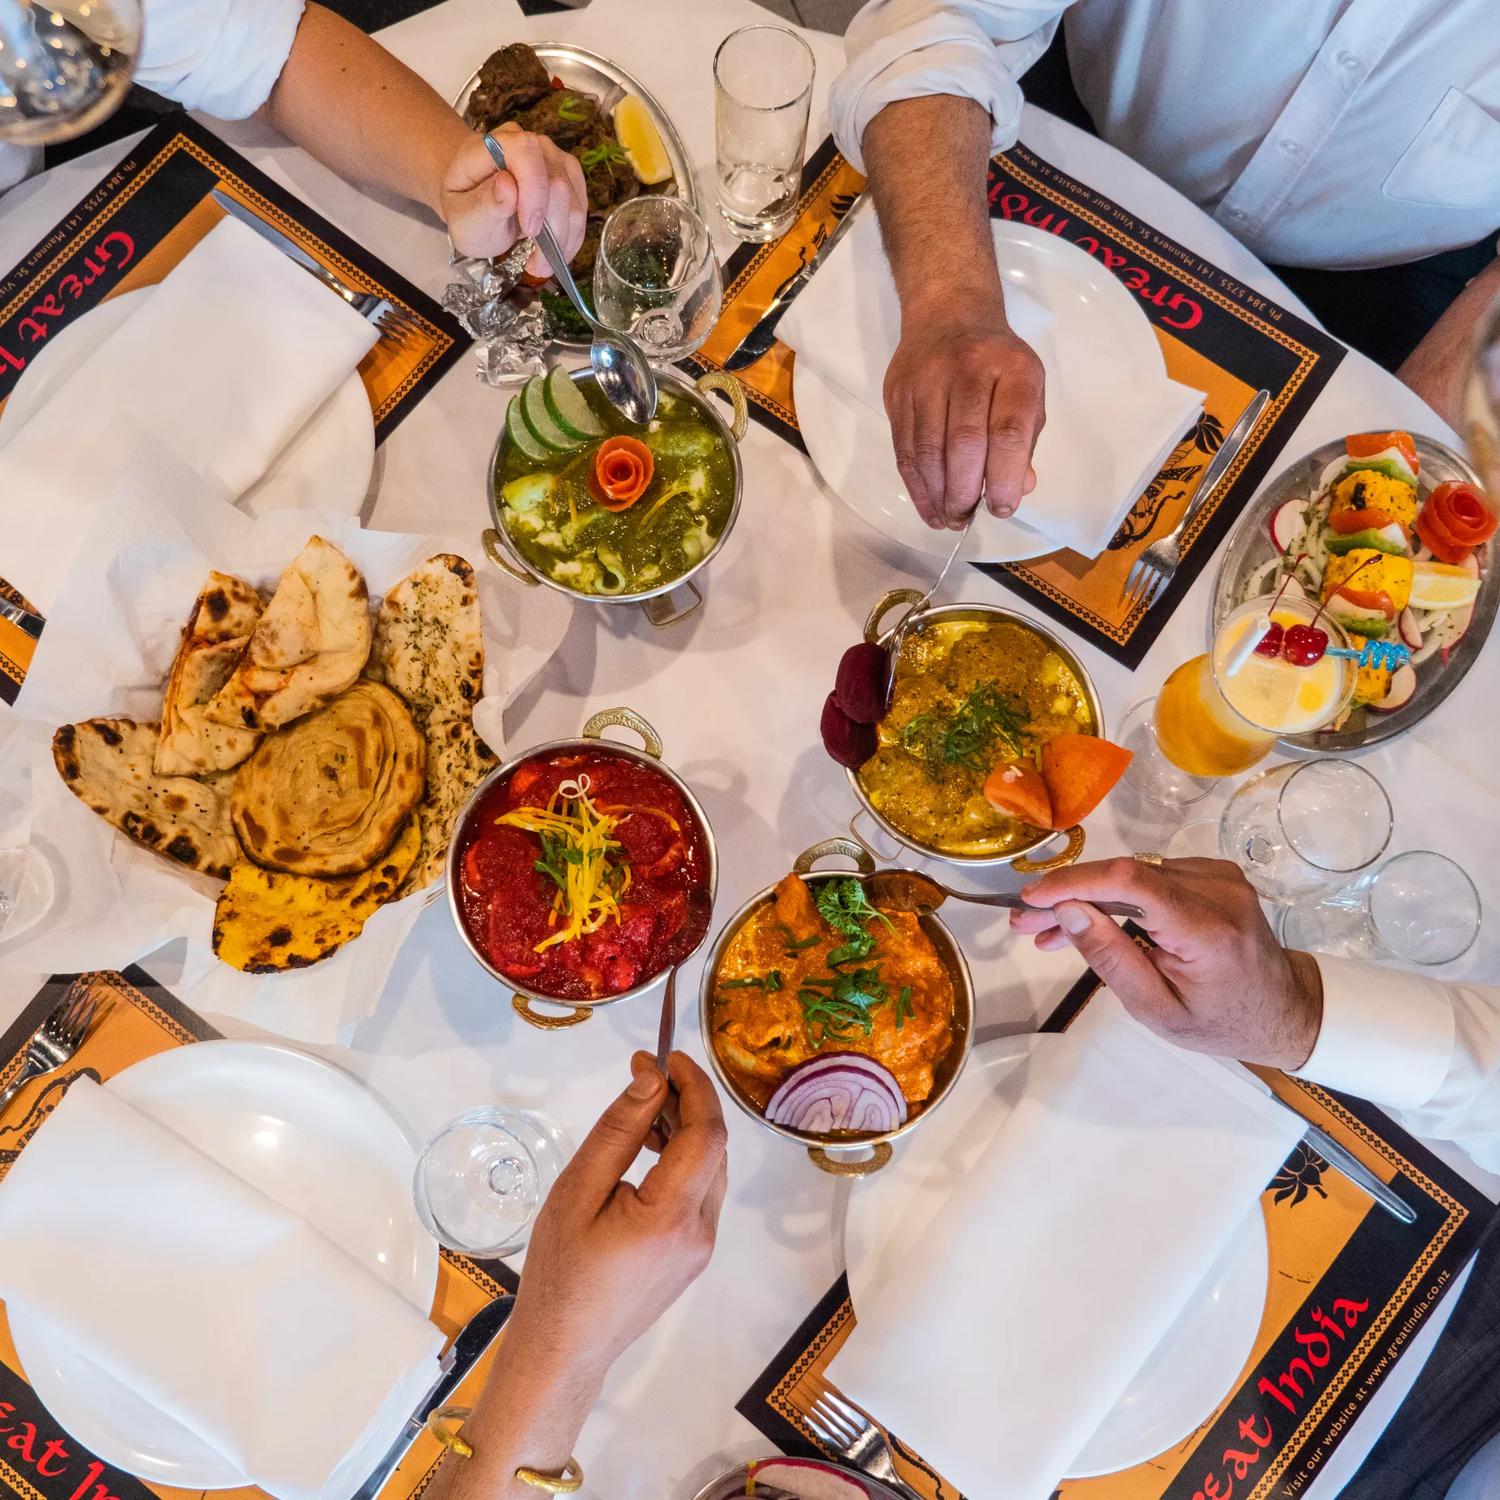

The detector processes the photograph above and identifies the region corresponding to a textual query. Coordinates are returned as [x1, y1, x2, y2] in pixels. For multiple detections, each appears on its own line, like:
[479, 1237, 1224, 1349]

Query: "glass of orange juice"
[1118, 595, 1358, 805]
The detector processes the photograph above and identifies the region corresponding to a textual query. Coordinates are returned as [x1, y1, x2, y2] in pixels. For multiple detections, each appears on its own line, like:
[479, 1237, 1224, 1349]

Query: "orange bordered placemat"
[0, 968, 509, 1500]
[735, 960, 1494, 1500]
[686, 138, 1346, 669]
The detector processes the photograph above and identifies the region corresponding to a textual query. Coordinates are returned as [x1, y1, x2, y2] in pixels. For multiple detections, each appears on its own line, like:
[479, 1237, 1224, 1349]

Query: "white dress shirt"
[829, 0, 1500, 269]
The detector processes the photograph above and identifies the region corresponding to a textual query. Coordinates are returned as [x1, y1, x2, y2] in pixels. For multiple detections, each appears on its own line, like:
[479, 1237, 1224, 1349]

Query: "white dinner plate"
[843, 1035, 1270, 1482]
[8, 1041, 438, 1490]
[0, 287, 375, 517]
[794, 220, 1168, 562]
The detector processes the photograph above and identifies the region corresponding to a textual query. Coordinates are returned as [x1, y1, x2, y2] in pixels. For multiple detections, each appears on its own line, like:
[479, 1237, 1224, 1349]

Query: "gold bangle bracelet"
[427, 1407, 475, 1460]
[514, 1458, 584, 1493]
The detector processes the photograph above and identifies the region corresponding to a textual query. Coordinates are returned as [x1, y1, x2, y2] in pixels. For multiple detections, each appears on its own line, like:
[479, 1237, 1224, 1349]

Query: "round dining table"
[1, 0, 1497, 1495]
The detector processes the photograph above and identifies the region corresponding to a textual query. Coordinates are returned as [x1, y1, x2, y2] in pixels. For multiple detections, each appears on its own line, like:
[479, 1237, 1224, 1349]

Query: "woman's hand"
[441, 122, 587, 277]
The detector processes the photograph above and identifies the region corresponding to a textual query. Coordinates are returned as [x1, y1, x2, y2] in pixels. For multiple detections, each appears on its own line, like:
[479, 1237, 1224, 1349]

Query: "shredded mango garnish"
[494, 774, 632, 951]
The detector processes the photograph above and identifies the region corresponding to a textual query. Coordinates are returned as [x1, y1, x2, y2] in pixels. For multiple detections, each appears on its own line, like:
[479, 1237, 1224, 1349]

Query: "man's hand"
[441, 122, 587, 277]
[884, 303, 1045, 528]
[1010, 857, 1325, 1070]
[506, 1051, 728, 1378]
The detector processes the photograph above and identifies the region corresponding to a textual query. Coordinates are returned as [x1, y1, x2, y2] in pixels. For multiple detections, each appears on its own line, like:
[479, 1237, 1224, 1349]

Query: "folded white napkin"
[0, 1078, 444, 1500]
[831, 996, 1303, 1498]
[0, 216, 378, 613]
[780, 208, 1203, 558]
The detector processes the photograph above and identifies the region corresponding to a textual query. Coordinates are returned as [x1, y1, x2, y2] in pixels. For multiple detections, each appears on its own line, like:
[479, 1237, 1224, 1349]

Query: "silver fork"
[805, 1389, 924, 1500]
[1121, 388, 1270, 615]
[0, 982, 109, 1115]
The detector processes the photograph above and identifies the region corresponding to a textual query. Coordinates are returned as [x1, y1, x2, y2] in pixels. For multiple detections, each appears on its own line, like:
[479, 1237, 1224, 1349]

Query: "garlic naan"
[368, 554, 484, 729]
[205, 536, 371, 732]
[155, 571, 265, 776]
[212, 818, 420, 972]
[401, 716, 498, 895]
[231, 679, 425, 877]
[53, 719, 239, 880]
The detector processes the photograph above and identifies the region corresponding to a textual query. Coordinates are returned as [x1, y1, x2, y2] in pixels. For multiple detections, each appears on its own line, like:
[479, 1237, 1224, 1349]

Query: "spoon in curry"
[482, 133, 658, 425]
[864, 870, 1144, 921]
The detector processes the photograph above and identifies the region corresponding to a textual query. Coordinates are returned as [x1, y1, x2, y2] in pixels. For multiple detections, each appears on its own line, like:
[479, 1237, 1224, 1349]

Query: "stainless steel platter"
[691, 1458, 906, 1500]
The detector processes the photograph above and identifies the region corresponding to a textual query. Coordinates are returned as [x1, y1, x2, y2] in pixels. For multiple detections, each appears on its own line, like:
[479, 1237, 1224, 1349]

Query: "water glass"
[1279, 850, 1482, 967]
[594, 196, 723, 362]
[1220, 759, 1392, 903]
[713, 24, 815, 242]
[0, 0, 140, 144]
[413, 1106, 571, 1258]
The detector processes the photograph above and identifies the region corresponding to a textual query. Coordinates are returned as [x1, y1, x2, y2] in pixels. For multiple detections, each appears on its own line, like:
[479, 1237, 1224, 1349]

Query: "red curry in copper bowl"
[446, 709, 716, 1029]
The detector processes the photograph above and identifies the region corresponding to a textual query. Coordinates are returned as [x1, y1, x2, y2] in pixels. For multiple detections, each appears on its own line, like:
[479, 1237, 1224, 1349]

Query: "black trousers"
[1020, 29, 1499, 374]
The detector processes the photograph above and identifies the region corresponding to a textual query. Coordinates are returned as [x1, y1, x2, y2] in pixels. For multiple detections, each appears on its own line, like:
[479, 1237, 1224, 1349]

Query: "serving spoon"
[483, 133, 658, 425]
[883, 501, 981, 709]
[864, 870, 1145, 921]
[652, 893, 715, 1140]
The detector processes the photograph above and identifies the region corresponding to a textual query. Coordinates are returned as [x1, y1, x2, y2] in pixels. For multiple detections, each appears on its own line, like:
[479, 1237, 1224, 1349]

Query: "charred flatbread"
[231, 680, 425, 877]
[53, 719, 239, 879]
[155, 571, 265, 776]
[401, 716, 498, 895]
[212, 818, 420, 972]
[367, 554, 484, 730]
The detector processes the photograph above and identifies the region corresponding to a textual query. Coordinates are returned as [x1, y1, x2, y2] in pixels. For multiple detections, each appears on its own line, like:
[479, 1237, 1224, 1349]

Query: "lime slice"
[506, 387, 556, 461]
[1409, 560, 1481, 612]
[544, 366, 605, 440]
[613, 96, 673, 186]
[521, 374, 581, 451]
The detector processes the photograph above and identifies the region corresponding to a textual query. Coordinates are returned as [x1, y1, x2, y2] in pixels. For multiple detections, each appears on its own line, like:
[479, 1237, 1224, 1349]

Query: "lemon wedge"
[613, 96, 673, 186]
[1409, 559, 1481, 611]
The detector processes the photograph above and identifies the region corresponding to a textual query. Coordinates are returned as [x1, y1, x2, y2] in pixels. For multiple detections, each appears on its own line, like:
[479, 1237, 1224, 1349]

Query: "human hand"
[441, 122, 587, 278]
[1010, 857, 1324, 1070]
[883, 301, 1045, 529]
[506, 1051, 728, 1379]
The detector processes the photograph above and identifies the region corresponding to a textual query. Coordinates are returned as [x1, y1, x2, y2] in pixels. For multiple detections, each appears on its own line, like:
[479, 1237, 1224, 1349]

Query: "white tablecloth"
[2, 1, 1498, 1496]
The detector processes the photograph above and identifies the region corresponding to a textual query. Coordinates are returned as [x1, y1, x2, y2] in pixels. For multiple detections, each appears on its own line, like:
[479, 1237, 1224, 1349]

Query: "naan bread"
[53, 719, 239, 880]
[205, 536, 371, 732]
[368, 554, 484, 731]
[212, 818, 420, 972]
[155, 571, 265, 776]
[231, 680, 425, 877]
[400, 716, 499, 895]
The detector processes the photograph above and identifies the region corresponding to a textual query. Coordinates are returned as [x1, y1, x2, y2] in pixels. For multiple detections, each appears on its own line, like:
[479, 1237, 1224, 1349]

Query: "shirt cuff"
[1292, 955, 1454, 1111]
[137, 0, 307, 120]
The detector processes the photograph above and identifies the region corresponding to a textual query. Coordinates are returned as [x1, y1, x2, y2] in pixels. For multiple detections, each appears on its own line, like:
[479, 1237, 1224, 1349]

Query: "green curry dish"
[497, 382, 735, 598]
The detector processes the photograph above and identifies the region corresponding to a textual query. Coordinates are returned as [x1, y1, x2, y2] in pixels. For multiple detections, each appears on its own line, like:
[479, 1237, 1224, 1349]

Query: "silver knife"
[351, 1293, 516, 1500]
[723, 194, 867, 372]
[0, 594, 44, 638]
[209, 188, 369, 309]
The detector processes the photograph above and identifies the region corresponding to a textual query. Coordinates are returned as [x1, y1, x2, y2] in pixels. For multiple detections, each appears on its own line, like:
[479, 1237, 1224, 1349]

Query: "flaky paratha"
[53, 719, 240, 879]
[212, 818, 421, 972]
[205, 536, 371, 732]
[155, 571, 265, 776]
[231, 679, 425, 877]
[401, 716, 498, 895]
[368, 554, 484, 730]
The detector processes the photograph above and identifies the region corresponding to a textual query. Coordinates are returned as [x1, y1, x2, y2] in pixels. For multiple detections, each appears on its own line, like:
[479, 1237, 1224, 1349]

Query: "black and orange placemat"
[0, 968, 511, 1500]
[0, 114, 468, 706]
[689, 138, 1346, 669]
[737, 963, 1494, 1500]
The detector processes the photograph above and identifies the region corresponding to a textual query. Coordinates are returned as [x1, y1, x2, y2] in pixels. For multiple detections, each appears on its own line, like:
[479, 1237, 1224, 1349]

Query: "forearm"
[424, 1311, 606, 1500]
[862, 95, 1003, 323]
[262, 3, 470, 219]
[1396, 250, 1500, 427]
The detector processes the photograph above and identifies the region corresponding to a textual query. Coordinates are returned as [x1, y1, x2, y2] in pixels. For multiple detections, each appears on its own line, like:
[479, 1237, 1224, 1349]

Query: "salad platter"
[1211, 431, 1496, 749]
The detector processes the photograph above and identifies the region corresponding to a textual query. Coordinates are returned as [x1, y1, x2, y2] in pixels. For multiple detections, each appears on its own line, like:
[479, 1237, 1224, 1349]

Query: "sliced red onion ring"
[765, 1052, 908, 1135]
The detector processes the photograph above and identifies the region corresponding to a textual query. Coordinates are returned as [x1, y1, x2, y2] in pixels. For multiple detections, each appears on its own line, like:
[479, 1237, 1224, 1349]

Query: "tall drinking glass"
[1280, 850, 1482, 967]
[713, 24, 815, 242]
[0, 0, 139, 144]
[1117, 595, 1357, 805]
[594, 197, 723, 362]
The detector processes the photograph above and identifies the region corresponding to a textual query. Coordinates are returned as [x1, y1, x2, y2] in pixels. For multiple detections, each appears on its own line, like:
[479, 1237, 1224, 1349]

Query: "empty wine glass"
[1220, 759, 1392, 903]
[413, 1107, 571, 1258]
[1279, 849, 1482, 967]
[0, 0, 140, 145]
[593, 197, 722, 363]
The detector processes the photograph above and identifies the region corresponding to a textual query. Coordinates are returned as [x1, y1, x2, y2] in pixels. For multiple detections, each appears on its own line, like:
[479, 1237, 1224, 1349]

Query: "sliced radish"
[753, 1459, 871, 1498]
[1449, 601, 1475, 646]
[1269, 498, 1305, 554]
[1370, 663, 1417, 713]
[1398, 608, 1422, 648]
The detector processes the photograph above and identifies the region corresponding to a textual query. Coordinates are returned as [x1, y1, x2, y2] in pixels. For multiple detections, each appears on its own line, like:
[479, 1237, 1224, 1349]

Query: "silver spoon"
[482, 133, 658, 425]
[883, 501, 981, 709]
[865, 869, 1145, 921]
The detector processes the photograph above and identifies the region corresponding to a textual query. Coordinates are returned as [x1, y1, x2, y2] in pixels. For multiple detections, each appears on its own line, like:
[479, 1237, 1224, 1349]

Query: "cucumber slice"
[521, 375, 581, 452]
[543, 366, 604, 440]
[506, 389, 555, 461]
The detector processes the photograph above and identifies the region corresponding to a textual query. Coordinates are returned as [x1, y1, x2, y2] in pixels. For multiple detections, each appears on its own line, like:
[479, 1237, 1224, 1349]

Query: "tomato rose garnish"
[588, 435, 654, 511]
[1415, 480, 1497, 565]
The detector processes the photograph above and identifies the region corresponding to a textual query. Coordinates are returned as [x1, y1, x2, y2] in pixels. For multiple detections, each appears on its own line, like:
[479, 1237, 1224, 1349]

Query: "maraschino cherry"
[1252, 561, 1305, 658]
[1278, 555, 1380, 668]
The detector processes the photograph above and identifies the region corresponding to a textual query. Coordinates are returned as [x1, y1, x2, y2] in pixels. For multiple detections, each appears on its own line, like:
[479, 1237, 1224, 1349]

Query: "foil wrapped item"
[444, 244, 548, 386]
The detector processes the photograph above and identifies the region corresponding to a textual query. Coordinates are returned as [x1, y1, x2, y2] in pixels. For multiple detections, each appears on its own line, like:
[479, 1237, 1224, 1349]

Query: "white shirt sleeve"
[828, 0, 1073, 172]
[1294, 956, 1500, 1175]
[135, 0, 308, 120]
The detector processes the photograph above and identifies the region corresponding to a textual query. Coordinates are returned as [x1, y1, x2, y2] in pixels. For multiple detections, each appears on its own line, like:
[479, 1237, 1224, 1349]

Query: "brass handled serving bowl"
[698, 838, 974, 1176]
[481, 367, 749, 628]
[445, 706, 717, 1031]
[846, 590, 1104, 874]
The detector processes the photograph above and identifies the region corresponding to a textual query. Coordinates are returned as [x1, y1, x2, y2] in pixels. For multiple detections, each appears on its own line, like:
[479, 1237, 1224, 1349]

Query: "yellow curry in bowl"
[858, 615, 1098, 858]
